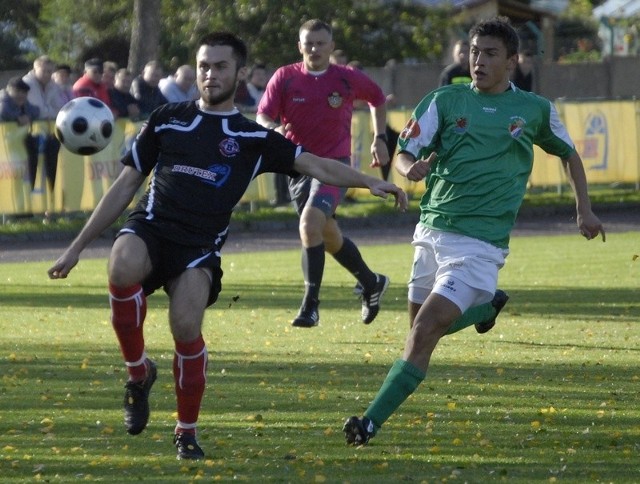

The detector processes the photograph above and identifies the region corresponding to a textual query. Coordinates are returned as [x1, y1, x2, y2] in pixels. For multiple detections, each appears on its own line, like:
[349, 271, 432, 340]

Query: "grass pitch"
[0, 232, 638, 482]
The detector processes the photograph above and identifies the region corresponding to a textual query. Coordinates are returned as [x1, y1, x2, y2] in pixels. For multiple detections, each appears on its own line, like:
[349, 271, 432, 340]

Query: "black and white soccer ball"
[55, 97, 114, 155]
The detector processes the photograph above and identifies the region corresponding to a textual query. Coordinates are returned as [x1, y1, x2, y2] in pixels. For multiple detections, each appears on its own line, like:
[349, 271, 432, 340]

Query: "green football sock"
[445, 301, 495, 335]
[364, 359, 426, 432]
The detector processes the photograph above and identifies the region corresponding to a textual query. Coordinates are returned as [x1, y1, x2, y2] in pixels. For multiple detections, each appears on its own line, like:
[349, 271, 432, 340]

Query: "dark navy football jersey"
[121, 101, 302, 248]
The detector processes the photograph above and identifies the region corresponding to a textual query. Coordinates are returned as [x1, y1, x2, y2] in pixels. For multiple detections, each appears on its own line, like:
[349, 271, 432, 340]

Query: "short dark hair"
[469, 16, 520, 58]
[249, 62, 266, 77]
[299, 19, 332, 37]
[198, 32, 248, 69]
[56, 64, 72, 74]
[8, 76, 30, 92]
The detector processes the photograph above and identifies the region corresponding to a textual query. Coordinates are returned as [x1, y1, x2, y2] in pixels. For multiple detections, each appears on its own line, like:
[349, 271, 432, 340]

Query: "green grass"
[0, 233, 639, 482]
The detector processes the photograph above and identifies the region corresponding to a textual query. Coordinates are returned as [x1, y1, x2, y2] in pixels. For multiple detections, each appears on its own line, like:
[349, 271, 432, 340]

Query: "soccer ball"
[55, 97, 114, 155]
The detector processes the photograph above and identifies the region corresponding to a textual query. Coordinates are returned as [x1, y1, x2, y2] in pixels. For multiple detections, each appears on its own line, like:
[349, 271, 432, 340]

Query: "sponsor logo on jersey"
[219, 138, 240, 157]
[328, 92, 343, 108]
[453, 116, 468, 135]
[168, 117, 190, 126]
[400, 118, 420, 140]
[509, 116, 526, 138]
[207, 164, 231, 187]
[172, 163, 231, 187]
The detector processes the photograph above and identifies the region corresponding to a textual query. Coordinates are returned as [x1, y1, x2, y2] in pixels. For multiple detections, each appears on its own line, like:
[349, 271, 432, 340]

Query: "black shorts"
[116, 220, 223, 307]
[288, 156, 349, 217]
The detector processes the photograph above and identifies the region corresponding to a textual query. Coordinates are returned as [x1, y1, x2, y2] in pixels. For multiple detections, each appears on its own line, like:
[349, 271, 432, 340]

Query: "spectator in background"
[109, 68, 141, 120]
[53, 64, 74, 105]
[235, 62, 268, 113]
[73, 58, 112, 107]
[22, 55, 64, 191]
[330, 49, 348, 65]
[130, 60, 168, 119]
[233, 78, 252, 109]
[0, 76, 40, 125]
[511, 50, 534, 92]
[159, 64, 198, 103]
[439, 39, 472, 86]
[23, 55, 65, 120]
[0, 78, 42, 192]
[102, 61, 118, 91]
[245, 63, 268, 107]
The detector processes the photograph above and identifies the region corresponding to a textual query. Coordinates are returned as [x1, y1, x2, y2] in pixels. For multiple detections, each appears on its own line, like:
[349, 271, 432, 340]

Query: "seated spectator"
[130, 60, 168, 118]
[109, 68, 141, 120]
[73, 58, 112, 107]
[159, 64, 198, 103]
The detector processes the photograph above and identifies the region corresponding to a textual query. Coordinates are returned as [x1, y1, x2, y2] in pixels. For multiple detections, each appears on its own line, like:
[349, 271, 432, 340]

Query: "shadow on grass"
[1, 283, 638, 323]
[1, 337, 637, 482]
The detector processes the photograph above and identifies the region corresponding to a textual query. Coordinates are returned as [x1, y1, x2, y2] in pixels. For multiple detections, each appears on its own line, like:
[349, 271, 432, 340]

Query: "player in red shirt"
[257, 19, 391, 328]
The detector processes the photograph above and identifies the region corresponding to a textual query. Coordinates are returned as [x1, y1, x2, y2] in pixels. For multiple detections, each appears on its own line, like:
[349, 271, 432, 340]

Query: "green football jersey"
[398, 83, 575, 249]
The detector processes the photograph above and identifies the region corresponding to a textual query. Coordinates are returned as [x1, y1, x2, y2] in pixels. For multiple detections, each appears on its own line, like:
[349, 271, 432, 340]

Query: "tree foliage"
[3, 0, 613, 72]
[17, 0, 454, 72]
[161, 0, 454, 66]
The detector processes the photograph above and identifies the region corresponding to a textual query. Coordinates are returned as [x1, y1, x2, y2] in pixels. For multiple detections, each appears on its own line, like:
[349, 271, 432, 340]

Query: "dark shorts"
[116, 220, 223, 307]
[288, 156, 349, 217]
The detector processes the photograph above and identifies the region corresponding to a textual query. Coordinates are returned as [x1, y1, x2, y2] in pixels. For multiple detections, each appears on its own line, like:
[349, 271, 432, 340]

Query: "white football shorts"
[407, 224, 509, 312]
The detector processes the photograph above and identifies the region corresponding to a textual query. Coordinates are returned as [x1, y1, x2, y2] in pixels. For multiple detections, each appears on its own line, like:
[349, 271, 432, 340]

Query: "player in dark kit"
[48, 31, 408, 461]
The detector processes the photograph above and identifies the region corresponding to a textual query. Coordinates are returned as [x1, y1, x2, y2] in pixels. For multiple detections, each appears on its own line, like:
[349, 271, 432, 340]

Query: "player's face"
[298, 28, 335, 71]
[196, 44, 243, 110]
[470, 35, 517, 94]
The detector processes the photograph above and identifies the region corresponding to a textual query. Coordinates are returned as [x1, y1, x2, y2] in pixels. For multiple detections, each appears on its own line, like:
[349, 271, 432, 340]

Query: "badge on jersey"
[509, 116, 526, 139]
[400, 118, 420, 140]
[328, 92, 343, 108]
[454, 117, 468, 135]
[219, 138, 240, 157]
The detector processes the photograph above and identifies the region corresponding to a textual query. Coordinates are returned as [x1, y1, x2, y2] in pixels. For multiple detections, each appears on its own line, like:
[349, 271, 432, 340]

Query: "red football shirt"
[258, 63, 386, 158]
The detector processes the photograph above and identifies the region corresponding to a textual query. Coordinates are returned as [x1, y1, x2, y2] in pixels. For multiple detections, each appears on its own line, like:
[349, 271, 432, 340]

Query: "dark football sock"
[331, 237, 376, 290]
[302, 243, 324, 303]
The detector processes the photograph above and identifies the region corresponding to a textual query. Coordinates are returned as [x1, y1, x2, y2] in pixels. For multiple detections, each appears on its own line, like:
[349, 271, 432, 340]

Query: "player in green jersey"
[343, 16, 605, 446]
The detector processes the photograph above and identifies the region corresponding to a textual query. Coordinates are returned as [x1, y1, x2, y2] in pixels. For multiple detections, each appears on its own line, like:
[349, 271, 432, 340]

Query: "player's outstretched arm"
[294, 152, 408, 211]
[48, 166, 146, 279]
[561, 152, 606, 242]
